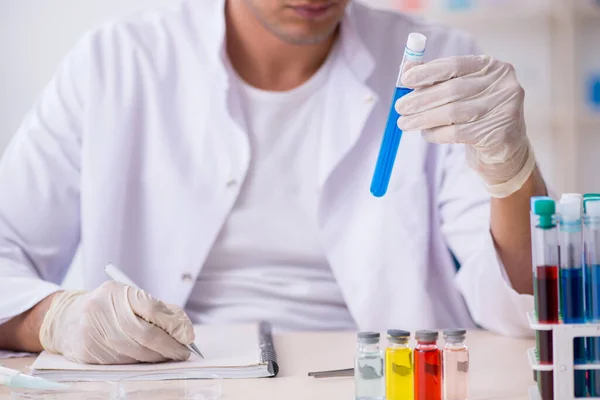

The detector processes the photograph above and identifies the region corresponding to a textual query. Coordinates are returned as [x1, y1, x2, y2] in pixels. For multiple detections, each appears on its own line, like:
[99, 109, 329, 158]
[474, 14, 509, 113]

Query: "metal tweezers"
[308, 368, 354, 378]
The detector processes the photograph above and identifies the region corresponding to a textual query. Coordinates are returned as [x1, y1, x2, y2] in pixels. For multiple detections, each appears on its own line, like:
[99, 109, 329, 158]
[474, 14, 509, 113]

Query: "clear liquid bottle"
[355, 331, 385, 400]
[385, 329, 413, 400]
[442, 329, 469, 400]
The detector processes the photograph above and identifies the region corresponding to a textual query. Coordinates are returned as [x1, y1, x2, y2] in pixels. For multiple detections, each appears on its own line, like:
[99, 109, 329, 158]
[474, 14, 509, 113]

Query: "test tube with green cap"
[531, 196, 559, 324]
[582, 194, 600, 396]
[584, 197, 600, 396]
[530, 196, 558, 400]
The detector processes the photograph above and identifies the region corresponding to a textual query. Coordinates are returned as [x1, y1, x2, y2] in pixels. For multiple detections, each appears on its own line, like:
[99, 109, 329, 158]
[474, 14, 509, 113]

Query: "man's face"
[242, 0, 349, 45]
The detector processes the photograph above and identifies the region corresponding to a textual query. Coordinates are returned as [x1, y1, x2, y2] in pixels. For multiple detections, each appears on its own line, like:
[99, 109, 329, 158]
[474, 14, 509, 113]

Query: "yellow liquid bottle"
[386, 330, 414, 400]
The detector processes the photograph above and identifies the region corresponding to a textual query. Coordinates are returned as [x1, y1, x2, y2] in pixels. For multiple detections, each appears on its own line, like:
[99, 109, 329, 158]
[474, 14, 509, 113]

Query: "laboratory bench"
[0, 329, 535, 400]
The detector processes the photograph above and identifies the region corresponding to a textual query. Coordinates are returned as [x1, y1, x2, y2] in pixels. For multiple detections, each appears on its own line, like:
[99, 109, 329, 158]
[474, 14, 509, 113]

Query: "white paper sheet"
[30, 324, 270, 380]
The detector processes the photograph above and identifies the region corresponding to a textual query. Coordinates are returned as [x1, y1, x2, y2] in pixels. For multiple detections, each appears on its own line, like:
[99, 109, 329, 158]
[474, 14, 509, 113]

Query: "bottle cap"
[443, 329, 467, 337]
[387, 329, 410, 339]
[559, 196, 581, 222]
[406, 33, 427, 53]
[357, 331, 380, 343]
[415, 330, 438, 342]
[530, 196, 555, 215]
[584, 195, 600, 213]
[530, 197, 555, 229]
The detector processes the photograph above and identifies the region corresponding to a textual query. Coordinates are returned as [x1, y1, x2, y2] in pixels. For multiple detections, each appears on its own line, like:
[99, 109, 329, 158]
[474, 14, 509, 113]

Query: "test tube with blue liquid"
[558, 194, 587, 397]
[370, 33, 427, 197]
[584, 197, 600, 396]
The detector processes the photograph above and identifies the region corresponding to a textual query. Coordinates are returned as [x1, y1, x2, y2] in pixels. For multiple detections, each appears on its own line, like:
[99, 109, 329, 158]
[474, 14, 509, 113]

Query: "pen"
[104, 263, 204, 359]
[0, 366, 69, 390]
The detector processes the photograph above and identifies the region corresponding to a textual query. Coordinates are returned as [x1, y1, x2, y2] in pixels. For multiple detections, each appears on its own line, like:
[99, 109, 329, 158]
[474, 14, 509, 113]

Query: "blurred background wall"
[1, 0, 599, 193]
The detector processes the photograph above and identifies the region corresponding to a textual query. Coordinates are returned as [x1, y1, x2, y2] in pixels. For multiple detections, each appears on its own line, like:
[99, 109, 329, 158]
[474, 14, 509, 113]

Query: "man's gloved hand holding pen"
[396, 55, 537, 199]
[39, 281, 195, 365]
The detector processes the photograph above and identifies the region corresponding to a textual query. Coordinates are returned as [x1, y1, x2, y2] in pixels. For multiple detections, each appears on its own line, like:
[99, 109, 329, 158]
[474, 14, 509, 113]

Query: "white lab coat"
[0, 0, 533, 336]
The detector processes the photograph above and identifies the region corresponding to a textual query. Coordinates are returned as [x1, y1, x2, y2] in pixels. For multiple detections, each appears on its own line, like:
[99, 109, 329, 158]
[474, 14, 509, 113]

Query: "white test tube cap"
[560, 196, 581, 221]
[406, 33, 427, 53]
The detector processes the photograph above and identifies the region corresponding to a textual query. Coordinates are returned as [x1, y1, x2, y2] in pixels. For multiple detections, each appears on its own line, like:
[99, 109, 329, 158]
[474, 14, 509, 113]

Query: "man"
[0, 0, 543, 364]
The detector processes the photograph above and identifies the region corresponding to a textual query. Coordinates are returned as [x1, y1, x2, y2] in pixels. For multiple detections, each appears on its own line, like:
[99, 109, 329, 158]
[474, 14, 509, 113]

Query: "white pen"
[0, 366, 69, 390]
[104, 263, 204, 359]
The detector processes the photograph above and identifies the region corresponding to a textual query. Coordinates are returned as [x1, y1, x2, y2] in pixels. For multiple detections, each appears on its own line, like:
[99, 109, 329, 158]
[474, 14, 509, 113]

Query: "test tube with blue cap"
[370, 32, 427, 197]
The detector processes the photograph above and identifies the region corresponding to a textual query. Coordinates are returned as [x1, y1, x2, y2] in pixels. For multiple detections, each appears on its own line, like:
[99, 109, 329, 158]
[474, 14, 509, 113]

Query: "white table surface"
[0, 330, 535, 399]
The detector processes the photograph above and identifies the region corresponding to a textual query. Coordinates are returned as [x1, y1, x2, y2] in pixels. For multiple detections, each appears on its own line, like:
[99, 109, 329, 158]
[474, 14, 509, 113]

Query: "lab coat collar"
[190, 0, 376, 85]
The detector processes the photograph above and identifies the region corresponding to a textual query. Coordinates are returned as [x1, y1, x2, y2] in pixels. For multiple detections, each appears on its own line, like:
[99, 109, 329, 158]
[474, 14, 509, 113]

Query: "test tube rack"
[528, 312, 600, 400]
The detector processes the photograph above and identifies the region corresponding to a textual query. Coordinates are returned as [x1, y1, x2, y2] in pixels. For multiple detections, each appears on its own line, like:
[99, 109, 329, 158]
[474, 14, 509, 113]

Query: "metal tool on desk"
[104, 263, 204, 359]
[308, 368, 354, 378]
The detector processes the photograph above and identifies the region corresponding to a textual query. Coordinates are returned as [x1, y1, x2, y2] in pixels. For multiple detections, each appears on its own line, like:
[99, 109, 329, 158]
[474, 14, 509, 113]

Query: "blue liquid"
[561, 268, 585, 323]
[586, 264, 600, 322]
[370, 87, 413, 197]
[586, 264, 600, 393]
[575, 370, 587, 397]
[562, 268, 587, 396]
[589, 75, 600, 110]
[572, 334, 587, 397]
[590, 370, 600, 397]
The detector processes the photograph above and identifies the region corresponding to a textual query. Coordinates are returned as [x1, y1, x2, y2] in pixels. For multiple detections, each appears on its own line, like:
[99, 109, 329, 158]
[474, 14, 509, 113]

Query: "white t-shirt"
[186, 47, 356, 332]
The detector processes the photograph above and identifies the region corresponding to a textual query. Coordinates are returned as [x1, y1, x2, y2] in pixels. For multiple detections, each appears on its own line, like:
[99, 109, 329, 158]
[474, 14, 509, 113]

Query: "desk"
[0, 330, 534, 400]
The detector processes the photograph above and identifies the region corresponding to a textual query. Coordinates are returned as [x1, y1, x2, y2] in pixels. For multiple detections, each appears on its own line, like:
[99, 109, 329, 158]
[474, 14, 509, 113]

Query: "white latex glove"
[395, 55, 536, 198]
[39, 281, 195, 364]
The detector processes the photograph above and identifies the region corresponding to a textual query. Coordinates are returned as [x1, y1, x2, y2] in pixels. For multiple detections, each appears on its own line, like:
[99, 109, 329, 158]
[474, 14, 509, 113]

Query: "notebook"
[31, 322, 278, 382]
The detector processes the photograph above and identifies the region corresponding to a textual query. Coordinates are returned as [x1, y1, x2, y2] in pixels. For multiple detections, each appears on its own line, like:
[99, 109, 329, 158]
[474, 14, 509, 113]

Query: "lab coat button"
[181, 273, 193, 283]
[226, 179, 238, 188]
[364, 94, 375, 104]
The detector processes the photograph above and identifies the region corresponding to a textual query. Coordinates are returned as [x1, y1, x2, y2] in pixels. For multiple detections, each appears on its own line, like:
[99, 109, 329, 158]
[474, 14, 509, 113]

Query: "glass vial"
[386, 329, 413, 400]
[414, 330, 442, 400]
[442, 329, 469, 400]
[355, 331, 385, 400]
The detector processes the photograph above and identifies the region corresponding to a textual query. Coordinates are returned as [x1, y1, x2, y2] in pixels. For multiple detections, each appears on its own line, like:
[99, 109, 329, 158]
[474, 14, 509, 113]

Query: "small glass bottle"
[355, 331, 385, 400]
[442, 329, 469, 400]
[414, 330, 442, 400]
[385, 329, 413, 400]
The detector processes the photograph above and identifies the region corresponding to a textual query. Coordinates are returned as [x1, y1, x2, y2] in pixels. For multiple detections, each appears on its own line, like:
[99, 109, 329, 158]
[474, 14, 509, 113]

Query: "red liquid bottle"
[414, 330, 441, 400]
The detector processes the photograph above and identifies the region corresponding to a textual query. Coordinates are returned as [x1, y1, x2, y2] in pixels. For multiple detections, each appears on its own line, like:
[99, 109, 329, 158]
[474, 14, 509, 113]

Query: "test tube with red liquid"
[531, 197, 559, 324]
[531, 197, 559, 400]
[414, 330, 441, 400]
